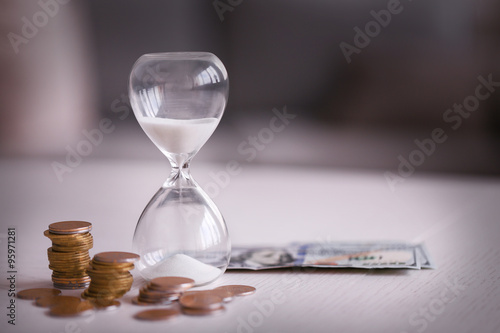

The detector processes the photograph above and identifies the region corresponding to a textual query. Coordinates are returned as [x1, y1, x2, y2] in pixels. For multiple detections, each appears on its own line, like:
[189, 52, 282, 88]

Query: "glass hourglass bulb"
[129, 52, 230, 286]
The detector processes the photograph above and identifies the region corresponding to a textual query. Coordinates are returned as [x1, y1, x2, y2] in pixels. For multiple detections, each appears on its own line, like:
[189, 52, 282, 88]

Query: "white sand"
[145, 253, 222, 285]
[138, 117, 219, 154]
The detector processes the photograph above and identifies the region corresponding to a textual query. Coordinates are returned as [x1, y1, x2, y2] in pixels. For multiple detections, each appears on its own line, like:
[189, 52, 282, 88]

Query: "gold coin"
[179, 293, 223, 310]
[45, 235, 93, 245]
[81, 291, 115, 301]
[35, 295, 81, 308]
[149, 276, 195, 292]
[50, 244, 93, 251]
[48, 221, 92, 234]
[52, 277, 90, 283]
[45, 239, 92, 247]
[88, 284, 132, 291]
[134, 308, 180, 321]
[182, 305, 225, 316]
[48, 247, 91, 255]
[214, 285, 256, 296]
[88, 274, 133, 281]
[49, 265, 89, 272]
[89, 262, 134, 272]
[51, 274, 89, 280]
[49, 300, 94, 317]
[52, 244, 92, 250]
[90, 299, 121, 311]
[17, 288, 61, 300]
[48, 256, 91, 263]
[93, 252, 139, 264]
[51, 272, 89, 278]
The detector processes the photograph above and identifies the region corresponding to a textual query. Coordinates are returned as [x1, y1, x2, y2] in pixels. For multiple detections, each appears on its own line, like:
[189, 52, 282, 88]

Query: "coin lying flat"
[214, 285, 256, 296]
[49, 300, 94, 317]
[17, 288, 62, 300]
[139, 288, 180, 301]
[149, 277, 195, 292]
[183, 289, 234, 302]
[182, 305, 225, 316]
[179, 293, 223, 310]
[93, 252, 140, 264]
[134, 308, 180, 321]
[35, 295, 81, 308]
[49, 221, 92, 235]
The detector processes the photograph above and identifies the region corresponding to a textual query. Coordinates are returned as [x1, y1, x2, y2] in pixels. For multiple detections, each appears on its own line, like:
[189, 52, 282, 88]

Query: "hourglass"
[129, 52, 230, 286]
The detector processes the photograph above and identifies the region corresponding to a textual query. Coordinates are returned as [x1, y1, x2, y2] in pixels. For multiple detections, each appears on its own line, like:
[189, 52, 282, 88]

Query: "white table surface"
[1, 158, 499, 333]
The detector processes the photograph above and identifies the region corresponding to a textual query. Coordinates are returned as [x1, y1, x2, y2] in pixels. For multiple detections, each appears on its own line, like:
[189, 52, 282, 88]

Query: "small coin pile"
[133, 277, 194, 305]
[82, 251, 139, 301]
[179, 285, 256, 316]
[44, 221, 93, 289]
[133, 279, 256, 319]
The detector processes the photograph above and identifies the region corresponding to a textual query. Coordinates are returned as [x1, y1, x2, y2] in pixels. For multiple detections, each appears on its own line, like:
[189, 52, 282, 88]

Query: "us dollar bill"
[228, 241, 434, 270]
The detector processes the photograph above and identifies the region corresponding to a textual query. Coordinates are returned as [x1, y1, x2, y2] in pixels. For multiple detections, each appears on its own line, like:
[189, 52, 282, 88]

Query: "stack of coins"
[132, 277, 194, 305]
[82, 252, 139, 301]
[44, 221, 93, 289]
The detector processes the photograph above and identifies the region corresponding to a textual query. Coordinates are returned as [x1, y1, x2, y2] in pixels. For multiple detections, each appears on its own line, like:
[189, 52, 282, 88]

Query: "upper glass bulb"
[129, 52, 229, 165]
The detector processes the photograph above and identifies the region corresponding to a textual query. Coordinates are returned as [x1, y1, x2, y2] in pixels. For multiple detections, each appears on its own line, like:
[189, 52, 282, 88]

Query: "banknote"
[228, 242, 434, 270]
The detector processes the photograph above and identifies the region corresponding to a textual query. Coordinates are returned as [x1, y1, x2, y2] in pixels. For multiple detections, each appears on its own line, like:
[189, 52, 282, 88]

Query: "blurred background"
[1, 0, 500, 174]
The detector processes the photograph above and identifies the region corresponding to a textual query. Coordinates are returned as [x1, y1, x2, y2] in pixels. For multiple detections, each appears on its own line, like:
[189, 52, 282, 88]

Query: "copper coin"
[131, 296, 159, 306]
[179, 293, 223, 310]
[17, 288, 62, 300]
[134, 308, 180, 321]
[48, 221, 92, 234]
[149, 277, 195, 292]
[94, 252, 140, 263]
[140, 287, 180, 298]
[44, 229, 92, 239]
[35, 295, 81, 308]
[184, 289, 234, 302]
[182, 305, 225, 316]
[49, 300, 94, 317]
[215, 285, 256, 296]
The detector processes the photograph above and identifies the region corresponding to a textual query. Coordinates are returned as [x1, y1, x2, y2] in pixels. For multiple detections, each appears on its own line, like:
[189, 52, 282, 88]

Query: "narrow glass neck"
[164, 161, 195, 188]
